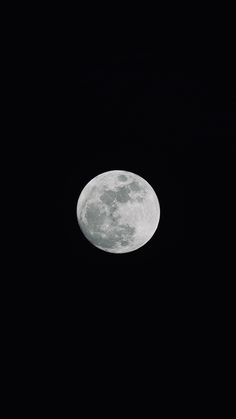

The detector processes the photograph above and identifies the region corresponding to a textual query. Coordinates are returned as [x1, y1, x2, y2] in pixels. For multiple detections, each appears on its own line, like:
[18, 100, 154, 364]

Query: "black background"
[38, 45, 234, 406]
[40, 47, 234, 367]
[13, 16, 236, 410]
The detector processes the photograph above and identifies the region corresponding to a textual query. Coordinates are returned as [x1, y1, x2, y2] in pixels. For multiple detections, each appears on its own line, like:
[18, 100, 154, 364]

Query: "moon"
[76, 170, 160, 253]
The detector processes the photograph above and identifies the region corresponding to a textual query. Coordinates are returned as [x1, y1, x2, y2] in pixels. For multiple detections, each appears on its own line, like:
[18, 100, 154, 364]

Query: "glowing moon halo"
[76, 170, 160, 253]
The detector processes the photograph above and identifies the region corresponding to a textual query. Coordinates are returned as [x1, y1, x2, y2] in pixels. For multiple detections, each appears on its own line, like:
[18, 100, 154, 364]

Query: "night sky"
[24, 21, 235, 404]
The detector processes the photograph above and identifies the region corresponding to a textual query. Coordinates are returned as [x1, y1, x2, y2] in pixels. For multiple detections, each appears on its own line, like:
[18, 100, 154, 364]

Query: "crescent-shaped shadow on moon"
[76, 170, 160, 253]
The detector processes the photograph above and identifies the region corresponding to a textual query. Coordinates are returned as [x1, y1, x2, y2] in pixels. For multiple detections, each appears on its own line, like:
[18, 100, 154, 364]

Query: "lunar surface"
[76, 170, 160, 253]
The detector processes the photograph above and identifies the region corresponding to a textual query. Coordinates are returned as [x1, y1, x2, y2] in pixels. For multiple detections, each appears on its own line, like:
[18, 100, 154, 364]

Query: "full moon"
[76, 170, 160, 253]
